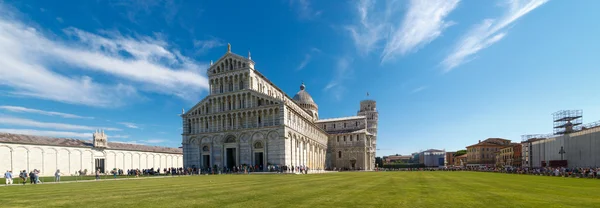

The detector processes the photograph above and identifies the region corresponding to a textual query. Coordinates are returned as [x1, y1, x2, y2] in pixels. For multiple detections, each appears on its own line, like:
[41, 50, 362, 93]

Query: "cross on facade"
[559, 146, 566, 160]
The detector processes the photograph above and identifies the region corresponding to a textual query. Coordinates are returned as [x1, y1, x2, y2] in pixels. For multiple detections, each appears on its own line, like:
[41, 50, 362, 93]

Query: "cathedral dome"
[293, 83, 316, 106]
[293, 82, 319, 120]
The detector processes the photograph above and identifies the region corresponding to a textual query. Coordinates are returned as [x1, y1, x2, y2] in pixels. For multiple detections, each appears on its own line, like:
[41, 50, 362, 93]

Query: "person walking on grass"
[29, 171, 35, 184]
[20, 170, 27, 185]
[55, 169, 62, 183]
[95, 169, 100, 180]
[4, 170, 13, 185]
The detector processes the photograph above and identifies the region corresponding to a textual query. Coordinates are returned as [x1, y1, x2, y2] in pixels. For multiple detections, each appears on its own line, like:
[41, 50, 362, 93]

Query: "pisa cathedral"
[181, 45, 378, 171]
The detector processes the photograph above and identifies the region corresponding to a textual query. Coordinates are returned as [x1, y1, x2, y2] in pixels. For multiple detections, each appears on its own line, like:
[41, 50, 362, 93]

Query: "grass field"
[1, 171, 599, 208]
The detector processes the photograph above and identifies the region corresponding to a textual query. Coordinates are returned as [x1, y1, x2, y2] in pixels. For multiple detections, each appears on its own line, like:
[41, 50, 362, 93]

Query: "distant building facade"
[420, 149, 445, 167]
[0, 131, 182, 177]
[466, 138, 511, 167]
[445, 152, 456, 167]
[499, 143, 521, 167]
[530, 126, 600, 168]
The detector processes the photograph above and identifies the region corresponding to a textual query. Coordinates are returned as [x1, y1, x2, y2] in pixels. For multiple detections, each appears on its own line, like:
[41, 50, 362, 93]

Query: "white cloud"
[347, 0, 459, 62]
[0, 4, 209, 107]
[0, 117, 121, 131]
[118, 122, 139, 129]
[0, 105, 94, 119]
[0, 128, 93, 138]
[56, 17, 63, 23]
[193, 37, 224, 54]
[442, 0, 549, 72]
[381, 0, 459, 62]
[289, 0, 322, 20]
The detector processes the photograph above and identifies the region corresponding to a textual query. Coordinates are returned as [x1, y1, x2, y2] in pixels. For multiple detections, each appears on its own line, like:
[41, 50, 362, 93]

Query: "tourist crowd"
[377, 166, 600, 179]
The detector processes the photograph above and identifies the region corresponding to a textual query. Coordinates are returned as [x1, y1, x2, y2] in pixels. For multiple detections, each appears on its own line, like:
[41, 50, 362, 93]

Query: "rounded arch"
[224, 134, 237, 143]
[251, 132, 265, 143]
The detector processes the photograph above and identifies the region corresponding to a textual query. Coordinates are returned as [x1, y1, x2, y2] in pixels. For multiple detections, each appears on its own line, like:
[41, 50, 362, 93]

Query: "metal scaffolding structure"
[552, 110, 583, 135]
[521, 134, 555, 142]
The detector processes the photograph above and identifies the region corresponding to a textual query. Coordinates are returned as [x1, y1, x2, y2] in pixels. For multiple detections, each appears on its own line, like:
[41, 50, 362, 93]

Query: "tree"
[375, 157, 383, 167]
[455, 150, 467, 156]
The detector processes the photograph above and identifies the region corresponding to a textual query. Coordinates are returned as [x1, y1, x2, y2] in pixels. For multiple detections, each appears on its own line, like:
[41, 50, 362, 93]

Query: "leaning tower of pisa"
[357, 99, 378, 169]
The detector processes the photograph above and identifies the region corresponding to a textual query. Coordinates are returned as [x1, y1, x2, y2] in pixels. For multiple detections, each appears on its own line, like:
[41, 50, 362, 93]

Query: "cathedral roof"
[292, 83, 317, 106]
[316, 116, 366, 123]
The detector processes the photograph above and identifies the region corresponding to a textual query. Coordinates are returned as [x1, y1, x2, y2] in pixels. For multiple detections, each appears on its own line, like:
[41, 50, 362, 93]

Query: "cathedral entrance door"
[254, 152, 264, 171]
[226, 148, 236, 169]
[350, 159, 356, 169]
[202, 155, 210, 168]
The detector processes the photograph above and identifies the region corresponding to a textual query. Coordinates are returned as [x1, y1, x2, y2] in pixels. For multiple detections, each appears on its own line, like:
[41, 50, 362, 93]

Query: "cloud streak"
[296, 48, 321, 71]
[347, 0, 459, 62]
[118, 122, 140, 129]
[382, 0, 459, 62]
[0, 128, 93, 138]
[0, 105, 94, 119]
[323, 57, 353, 100]
[0, 117, 121, 131]
[193, 37, 224, 54]
[289, 0, 322, 20]
[442, 0, 549, 72]
[410, 86, 428, 94]
[0, 4, 209, 107]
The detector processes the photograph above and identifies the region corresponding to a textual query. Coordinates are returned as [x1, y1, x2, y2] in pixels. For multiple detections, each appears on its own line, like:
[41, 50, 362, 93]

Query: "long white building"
[181, 45, 378, 171]
[0, 131, 182, 176]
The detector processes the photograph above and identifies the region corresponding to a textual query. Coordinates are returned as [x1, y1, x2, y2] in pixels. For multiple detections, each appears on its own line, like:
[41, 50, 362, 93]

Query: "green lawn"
[1, 172, 599, 208]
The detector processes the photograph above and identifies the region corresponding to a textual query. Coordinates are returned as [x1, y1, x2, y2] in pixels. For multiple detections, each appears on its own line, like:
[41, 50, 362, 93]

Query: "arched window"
[343, 136, 346, 142]
[344, 123, 346, 128]
[336, 136, 339, 142]
[350, 135, 353, 142]
[243, 63, 246, 68]
[258, 115, 262, 125]
[219, 84, 223, 93]
[239, 80, 244, 90]
[229, 82, 233, 91]
[338, 151, 342, 158]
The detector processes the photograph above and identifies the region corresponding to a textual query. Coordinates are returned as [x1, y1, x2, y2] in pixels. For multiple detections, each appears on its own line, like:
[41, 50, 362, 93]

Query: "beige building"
[466, 138, 511, 167]
[181, 45, 378, 171]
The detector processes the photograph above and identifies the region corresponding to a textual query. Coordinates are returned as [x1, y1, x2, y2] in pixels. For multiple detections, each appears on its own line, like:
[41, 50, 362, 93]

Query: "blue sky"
[1, 0, 599, 156]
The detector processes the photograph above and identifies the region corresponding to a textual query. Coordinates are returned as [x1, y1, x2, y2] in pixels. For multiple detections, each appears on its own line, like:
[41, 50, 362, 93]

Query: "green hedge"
[382, 163, 425, 169]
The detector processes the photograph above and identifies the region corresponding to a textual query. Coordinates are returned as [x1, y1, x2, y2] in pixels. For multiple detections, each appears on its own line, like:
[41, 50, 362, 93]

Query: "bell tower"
[93, 129, 108, 148]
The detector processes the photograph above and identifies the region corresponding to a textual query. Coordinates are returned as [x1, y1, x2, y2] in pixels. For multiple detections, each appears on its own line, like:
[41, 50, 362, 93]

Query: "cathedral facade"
[181, 45, 378, 171]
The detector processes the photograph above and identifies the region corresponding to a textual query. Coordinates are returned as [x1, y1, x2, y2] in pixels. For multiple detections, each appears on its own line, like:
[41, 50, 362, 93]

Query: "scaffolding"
[521, 134, 555, 142]
[552, 110, 583, 135]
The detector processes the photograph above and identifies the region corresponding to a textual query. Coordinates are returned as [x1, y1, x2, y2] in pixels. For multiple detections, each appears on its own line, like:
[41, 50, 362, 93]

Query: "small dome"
[293, 83, 316, 106]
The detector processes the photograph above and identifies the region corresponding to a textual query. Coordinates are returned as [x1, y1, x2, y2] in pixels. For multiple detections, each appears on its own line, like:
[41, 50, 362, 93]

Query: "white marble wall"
[0, 143, 182, 176]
